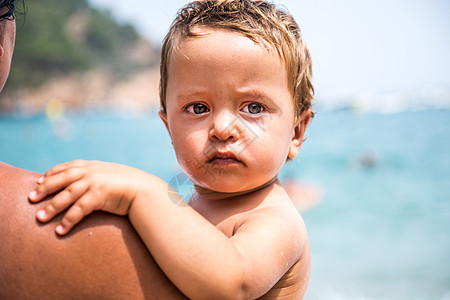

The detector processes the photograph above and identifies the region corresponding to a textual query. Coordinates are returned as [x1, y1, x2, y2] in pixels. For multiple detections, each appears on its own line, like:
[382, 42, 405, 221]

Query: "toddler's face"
[160, 28, 306, 193]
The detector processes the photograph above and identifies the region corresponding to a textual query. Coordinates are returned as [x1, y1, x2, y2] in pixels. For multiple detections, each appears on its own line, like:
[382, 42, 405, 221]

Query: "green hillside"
[4, 0, 158, 92]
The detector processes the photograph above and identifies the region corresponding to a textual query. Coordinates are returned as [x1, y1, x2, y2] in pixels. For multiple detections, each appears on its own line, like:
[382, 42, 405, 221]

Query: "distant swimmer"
[357, 149, 378, 170]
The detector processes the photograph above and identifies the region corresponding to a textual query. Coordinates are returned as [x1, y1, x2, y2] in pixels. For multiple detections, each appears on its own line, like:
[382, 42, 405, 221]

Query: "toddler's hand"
[28, 160, 151, 235]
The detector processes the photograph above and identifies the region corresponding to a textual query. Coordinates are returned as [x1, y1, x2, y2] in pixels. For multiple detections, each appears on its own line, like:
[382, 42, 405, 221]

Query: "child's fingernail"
[56, 225, 65, 235]
[37, 176, 44, 184]
[28, 190, 37, 200]
[36, 210, 46, 220]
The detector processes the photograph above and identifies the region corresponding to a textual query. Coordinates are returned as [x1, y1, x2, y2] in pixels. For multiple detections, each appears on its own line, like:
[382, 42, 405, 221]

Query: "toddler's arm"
[29, 160, 307, 299]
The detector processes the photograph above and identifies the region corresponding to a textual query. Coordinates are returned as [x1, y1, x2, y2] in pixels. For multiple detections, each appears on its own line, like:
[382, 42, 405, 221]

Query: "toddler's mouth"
[207, 151, 243, 166]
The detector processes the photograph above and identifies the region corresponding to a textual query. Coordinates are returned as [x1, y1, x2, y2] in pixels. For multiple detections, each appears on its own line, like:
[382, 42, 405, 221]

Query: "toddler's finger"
[35, 181, 89, 223]
[55, 193, 97, 235]
[29, 167, 84, 202]
[44, 160, 87, 177]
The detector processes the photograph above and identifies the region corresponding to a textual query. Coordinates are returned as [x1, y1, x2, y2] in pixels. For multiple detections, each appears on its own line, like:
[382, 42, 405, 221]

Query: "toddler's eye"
[186, 103, 209, 114]
[243, 103, 264, 114]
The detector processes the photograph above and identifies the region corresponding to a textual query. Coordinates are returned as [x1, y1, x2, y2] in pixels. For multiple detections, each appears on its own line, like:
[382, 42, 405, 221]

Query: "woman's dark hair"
[0, 0, 16, 21]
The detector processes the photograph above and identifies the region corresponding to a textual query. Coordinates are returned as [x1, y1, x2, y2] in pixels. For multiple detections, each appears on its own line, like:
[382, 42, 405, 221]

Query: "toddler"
[29, 0, 314, 298]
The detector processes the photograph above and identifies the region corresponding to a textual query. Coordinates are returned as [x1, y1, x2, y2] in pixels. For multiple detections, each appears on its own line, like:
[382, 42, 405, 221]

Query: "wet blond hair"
[159, 0, 314, 121]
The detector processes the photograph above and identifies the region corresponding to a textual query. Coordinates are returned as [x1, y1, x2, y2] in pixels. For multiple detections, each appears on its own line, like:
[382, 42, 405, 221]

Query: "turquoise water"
[1, 109, 449, 299]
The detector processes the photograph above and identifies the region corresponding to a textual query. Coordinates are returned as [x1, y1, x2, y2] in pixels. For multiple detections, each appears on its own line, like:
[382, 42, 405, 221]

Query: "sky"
[88, 0, 450, 99]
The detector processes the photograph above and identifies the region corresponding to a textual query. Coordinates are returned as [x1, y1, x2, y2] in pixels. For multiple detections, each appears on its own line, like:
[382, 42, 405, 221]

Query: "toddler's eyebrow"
[176, 89, 208, 101]
[238, 90, 275, 104]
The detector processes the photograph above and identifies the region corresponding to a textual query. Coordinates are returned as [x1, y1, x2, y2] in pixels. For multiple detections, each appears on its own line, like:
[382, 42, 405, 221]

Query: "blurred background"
[1, 0, 449, 299]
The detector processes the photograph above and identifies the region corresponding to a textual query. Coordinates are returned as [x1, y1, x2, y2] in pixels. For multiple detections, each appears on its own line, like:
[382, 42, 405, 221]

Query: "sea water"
[1, 109, 449, 299]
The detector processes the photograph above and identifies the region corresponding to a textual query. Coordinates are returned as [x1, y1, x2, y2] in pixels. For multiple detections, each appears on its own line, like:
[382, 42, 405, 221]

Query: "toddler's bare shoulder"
[235, 202, 307, 244]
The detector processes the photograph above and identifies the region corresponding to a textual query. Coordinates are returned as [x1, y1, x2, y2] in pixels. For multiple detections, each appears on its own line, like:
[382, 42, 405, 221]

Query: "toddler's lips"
[207, 152, 242, 166]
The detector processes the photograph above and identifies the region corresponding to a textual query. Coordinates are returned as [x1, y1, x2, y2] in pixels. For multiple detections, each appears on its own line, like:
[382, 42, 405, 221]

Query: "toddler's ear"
[158, 110, 172, 138]
[288, 109, 312, 159]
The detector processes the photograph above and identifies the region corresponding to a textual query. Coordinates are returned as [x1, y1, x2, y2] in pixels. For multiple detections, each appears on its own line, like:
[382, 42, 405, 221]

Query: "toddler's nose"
[208, 111, 240, 142]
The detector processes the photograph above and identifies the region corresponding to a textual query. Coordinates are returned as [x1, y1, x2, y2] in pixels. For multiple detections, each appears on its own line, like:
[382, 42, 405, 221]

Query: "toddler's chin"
[193, 181, 245, 195]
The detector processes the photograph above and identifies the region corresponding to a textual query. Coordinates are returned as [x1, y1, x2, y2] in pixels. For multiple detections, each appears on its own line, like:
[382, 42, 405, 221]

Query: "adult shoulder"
[0, 162, 185, 299]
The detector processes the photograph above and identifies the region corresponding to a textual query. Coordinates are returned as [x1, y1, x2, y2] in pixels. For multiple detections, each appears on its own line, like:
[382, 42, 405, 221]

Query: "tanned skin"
[0, 162, 186, 299]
